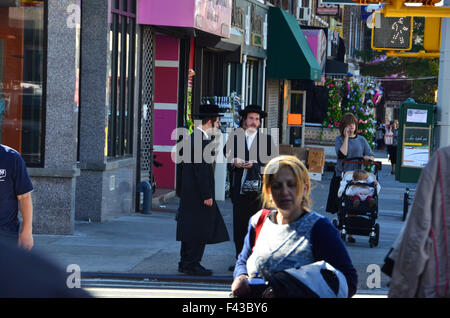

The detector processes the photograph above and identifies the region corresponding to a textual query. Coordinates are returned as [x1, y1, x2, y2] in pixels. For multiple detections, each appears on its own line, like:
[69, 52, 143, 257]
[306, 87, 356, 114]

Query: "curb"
[152, 190, 177, 207]
[81, 272, 233, 284]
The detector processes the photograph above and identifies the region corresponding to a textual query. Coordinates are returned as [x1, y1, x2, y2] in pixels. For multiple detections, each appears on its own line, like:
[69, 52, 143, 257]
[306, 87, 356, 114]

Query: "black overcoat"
[176, 128, 230, 244]
[224, 129, 276, 252]
[224, 129, 277, 204]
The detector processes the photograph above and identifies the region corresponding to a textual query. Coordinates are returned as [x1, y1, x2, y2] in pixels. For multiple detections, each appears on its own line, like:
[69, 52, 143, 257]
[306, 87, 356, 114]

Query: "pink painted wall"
[153, 33, 180, 189]
[303, 30, 319, 60]
[155, 35, 180, 61]
[153, 109, 177, 146]
[137, 0, 232, 38]
[303, 29, 327, 71]
[138, 0, 195, 27]
[154, 67, 179, 103]
[153, 151, 176, 189]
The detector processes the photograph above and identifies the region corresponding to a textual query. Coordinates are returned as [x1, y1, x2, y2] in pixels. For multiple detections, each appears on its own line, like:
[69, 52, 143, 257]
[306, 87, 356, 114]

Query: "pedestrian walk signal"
[371, 12, 413, 51]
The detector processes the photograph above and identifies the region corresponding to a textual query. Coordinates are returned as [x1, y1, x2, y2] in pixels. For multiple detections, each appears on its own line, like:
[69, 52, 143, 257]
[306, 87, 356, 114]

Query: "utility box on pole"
[396, 98, 436, 183]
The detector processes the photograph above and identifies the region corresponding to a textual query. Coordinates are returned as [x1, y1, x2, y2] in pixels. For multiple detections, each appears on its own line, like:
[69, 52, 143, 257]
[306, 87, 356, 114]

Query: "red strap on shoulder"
[253, 209, 271, 251]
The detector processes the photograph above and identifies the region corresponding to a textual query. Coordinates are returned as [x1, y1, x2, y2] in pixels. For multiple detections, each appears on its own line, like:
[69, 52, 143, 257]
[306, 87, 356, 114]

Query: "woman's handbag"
[241, 164, 262, 194]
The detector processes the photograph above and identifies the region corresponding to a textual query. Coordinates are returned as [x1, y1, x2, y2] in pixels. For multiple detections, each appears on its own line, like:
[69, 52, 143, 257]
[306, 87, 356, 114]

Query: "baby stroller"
[332, 157, 382, 248]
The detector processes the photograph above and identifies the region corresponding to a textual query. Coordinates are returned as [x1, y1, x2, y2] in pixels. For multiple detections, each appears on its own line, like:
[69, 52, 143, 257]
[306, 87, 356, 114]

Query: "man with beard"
[224, 105, 277, 271]
[176, 104, 230, 276]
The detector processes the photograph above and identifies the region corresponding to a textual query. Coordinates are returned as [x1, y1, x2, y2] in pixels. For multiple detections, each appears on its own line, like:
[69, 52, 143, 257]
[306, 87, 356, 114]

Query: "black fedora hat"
[193, 104, 226, 119]
[238, 104, 267, 119]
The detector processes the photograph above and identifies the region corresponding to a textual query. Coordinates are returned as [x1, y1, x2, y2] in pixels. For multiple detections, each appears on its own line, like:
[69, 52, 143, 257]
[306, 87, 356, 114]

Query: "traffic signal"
[424, 17, 442, 52]
[371, 12, 413, 51]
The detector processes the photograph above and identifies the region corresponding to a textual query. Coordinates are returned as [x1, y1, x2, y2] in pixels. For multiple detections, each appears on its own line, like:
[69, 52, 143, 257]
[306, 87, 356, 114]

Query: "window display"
[106, 0, 137, 158]
[0, 2, 45, 165]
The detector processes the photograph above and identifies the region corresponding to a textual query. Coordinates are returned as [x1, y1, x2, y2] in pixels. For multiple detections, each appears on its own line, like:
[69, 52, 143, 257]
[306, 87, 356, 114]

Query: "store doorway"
[282, 88, 306, 147]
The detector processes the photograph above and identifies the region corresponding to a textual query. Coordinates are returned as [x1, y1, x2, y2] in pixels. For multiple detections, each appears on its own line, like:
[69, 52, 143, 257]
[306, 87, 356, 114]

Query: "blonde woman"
[231, 155, 357, 298]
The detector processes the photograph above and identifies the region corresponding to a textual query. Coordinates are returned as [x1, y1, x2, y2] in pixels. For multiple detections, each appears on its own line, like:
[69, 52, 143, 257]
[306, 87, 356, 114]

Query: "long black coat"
[176, 128, 229, 244]
[224, 129, 277, 204]
[224, 129, 277, 253]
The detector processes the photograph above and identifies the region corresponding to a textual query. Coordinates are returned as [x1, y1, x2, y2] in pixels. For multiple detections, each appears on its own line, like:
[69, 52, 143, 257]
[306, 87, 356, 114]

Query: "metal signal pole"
[436, 0, 450, 148]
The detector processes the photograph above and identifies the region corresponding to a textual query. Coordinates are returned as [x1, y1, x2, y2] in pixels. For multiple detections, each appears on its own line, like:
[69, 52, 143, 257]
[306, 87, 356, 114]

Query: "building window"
[228, 62, 242, 95]
[245, 59, 259, 105]
[106, 0, 137, 158]
[201, 50, 226, 97]
[0, 1, 46, 166]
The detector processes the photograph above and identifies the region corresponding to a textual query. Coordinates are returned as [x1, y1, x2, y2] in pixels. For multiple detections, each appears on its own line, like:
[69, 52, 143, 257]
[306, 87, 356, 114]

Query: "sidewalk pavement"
[32, 149, 416, 296]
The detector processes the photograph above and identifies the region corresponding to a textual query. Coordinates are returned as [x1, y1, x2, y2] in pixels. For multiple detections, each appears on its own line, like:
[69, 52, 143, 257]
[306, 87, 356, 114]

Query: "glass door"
[288, 90, 306, 147]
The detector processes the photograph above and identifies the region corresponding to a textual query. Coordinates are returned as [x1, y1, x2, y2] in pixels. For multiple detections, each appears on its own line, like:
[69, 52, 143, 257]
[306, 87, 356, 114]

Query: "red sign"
[20, 0, 44, 7]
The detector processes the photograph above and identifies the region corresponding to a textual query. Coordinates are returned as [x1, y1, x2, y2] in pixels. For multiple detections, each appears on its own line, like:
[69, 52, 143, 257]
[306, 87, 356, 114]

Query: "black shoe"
[183, 264, 213, 276]
[228, 265, 235, 272]
[347, 236, 356, 243]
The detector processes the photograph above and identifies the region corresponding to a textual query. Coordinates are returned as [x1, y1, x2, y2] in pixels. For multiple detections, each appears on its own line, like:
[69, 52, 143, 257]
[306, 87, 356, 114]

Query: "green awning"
[267, 7, 321, 81]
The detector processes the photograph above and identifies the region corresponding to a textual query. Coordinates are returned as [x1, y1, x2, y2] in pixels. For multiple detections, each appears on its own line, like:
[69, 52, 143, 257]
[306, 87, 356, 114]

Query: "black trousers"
[326, 172, 342, 214]
[387, 145, 398, 164]
[179, 242, 206, 269]
[233, 193, 261, 259]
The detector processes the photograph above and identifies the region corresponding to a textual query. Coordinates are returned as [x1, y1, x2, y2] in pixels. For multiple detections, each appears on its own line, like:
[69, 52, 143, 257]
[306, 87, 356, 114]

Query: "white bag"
[283, 261, 348, 298]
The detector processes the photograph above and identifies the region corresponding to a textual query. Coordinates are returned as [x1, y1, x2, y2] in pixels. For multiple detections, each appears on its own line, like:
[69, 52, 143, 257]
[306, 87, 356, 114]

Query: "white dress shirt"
[240, 130, 258, 194]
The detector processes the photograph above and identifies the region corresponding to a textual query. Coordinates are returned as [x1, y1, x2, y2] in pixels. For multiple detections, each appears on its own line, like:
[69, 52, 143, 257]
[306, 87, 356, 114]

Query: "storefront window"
[106, 0, 136, 158]
[0, 1, 45, 166]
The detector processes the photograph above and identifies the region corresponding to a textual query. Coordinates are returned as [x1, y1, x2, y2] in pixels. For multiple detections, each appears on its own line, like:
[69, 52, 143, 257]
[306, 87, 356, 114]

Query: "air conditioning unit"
[296, 0, 311, 24]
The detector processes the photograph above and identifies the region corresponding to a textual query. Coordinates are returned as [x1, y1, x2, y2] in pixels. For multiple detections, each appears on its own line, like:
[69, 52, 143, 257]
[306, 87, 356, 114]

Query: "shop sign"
[288, 113, 302, 126]
[19, 0, 44, 7]
[316, 0, 339, 16]
[231, 1, 245, 30]
[402, 127, 430, 168]
[251, 33, 263, 47]
[406, 109, 428, 124]
[194, 0, 232, 38]
[137, 0, 231, 38]
[303, 29, 327, 72]
[321, 0, 357, 4]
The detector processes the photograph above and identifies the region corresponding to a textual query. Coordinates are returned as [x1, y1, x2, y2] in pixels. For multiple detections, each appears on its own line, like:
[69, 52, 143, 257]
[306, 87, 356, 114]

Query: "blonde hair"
[262, 155, 312, 211]
[353, 169, 369, 181]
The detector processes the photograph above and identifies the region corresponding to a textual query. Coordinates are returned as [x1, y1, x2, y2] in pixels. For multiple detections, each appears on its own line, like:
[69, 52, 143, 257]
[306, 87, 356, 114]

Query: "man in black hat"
[176, 104, 230, 276]
[224, 105, 277, 270]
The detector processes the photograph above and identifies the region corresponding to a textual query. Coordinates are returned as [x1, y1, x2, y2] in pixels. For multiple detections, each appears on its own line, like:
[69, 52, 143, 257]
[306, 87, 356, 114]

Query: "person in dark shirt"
[0, 144, 34, 250]
[0, 240, 91, 297]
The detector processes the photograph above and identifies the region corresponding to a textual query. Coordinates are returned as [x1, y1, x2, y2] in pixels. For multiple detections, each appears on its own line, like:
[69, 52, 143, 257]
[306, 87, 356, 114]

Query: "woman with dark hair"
[326, 113, 375, 243]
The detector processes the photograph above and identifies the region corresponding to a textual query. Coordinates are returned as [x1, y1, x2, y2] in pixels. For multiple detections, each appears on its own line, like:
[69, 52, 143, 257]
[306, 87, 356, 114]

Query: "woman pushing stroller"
[326, 113, 375, 243]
